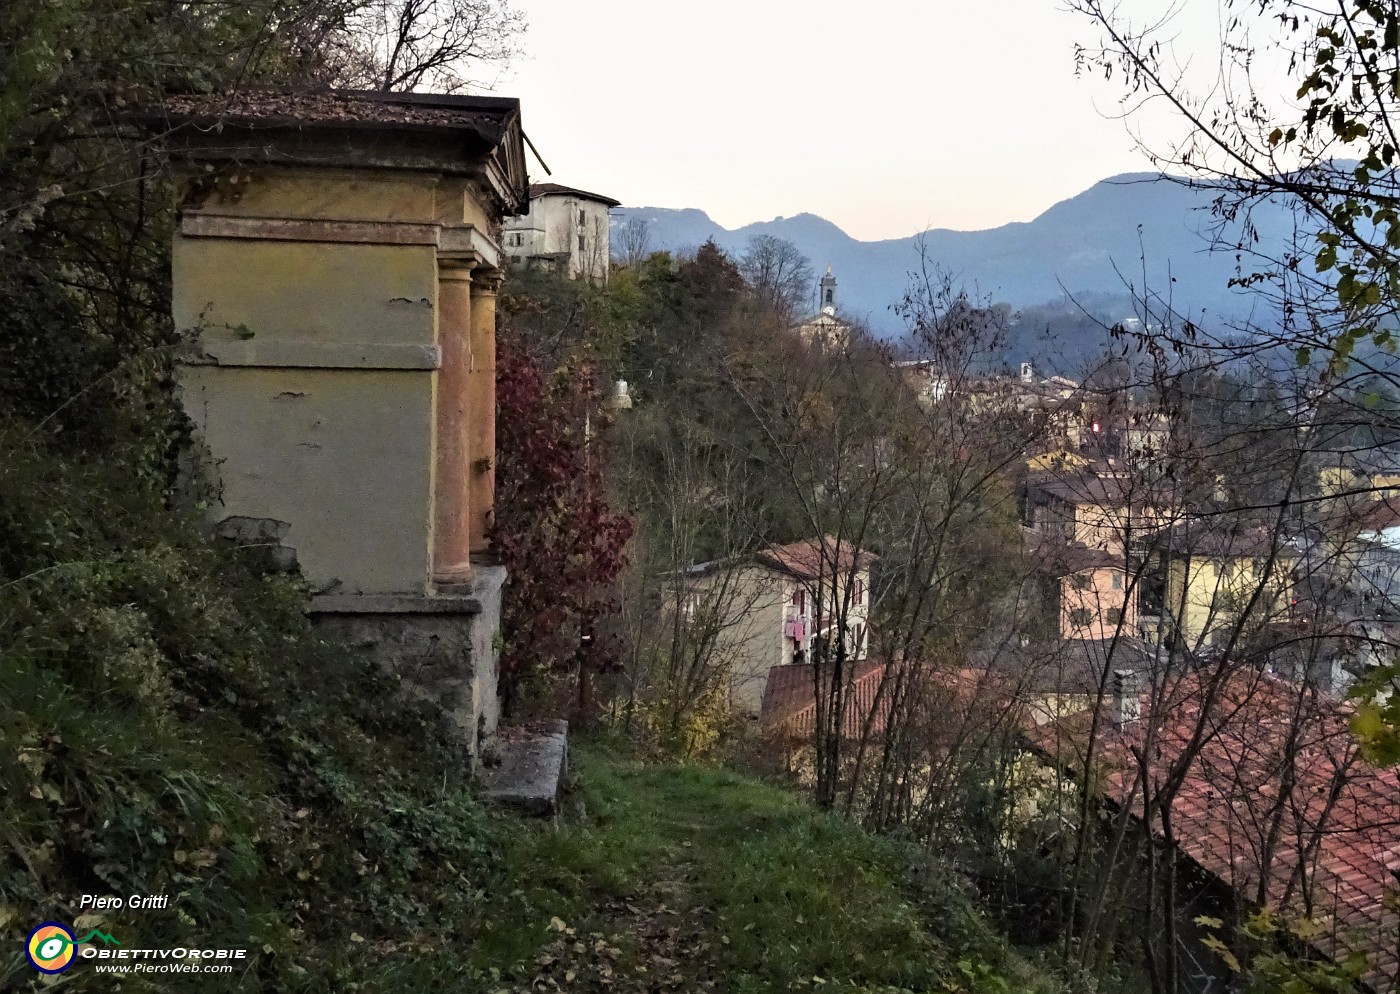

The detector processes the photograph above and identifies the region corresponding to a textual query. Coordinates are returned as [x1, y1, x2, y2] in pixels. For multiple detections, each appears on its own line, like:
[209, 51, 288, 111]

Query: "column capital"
[471, 267, 505, 294]
[438, 255, 479, 280]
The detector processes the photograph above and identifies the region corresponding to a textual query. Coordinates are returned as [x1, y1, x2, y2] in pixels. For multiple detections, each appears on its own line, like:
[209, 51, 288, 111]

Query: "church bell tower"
[819, 264, 837, 316]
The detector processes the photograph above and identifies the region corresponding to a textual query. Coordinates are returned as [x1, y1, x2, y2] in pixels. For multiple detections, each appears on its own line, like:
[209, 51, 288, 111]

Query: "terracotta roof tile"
[766, 662, 1006, 743]
[528, 182, 620, 207]
[754, 536, 877, 582]
[1028, 669, 1400, 989]
[763, 661, 887, 738]
[1356, 495, 1400, 535]
[1035, 542, 1126, 577]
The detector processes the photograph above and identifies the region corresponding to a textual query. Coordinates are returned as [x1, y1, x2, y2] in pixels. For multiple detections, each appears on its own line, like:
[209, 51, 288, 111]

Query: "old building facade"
[502, 182, 619, 282]
[156, 89, 529, 761]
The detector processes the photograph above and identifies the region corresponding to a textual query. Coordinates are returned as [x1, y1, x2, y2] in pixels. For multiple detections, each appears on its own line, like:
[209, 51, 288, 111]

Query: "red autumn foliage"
[491, 341, 633, 716]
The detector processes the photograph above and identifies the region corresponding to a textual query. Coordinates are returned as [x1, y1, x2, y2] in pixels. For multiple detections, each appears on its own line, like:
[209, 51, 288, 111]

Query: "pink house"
[1039, 543, 1137, 641]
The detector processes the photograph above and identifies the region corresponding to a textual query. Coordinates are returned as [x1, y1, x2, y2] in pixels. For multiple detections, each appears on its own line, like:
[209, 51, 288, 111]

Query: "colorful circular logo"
[26, 922, 76, 974]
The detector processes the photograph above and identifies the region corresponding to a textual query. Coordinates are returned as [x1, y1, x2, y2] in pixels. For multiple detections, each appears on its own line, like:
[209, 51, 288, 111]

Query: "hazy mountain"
[612, 173, 1307, 339]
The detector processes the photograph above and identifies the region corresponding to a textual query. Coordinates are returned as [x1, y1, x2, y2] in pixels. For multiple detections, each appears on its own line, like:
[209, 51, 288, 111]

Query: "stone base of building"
[309, 565, 506, 766]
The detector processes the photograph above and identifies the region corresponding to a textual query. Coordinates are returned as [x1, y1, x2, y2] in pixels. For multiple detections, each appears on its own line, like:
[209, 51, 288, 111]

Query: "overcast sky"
[492, 0, 1256, 242]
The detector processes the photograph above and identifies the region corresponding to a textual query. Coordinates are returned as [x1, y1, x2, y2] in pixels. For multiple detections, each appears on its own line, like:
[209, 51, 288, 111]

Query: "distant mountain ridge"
[612, 173, 1305, 337]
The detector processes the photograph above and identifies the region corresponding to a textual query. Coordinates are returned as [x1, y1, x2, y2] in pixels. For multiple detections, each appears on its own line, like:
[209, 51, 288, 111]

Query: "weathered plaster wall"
[503, 194, 611, 282]
[182, 366, 433, 594]
[162, 91, 525, 768]
[171, 164, 502, 597]
[194, 168, 441, 222]
[174, 239, 438, 349]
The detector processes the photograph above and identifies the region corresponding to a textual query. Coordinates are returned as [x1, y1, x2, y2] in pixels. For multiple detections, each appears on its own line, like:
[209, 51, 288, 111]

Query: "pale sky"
[492, 1, 1277, 242]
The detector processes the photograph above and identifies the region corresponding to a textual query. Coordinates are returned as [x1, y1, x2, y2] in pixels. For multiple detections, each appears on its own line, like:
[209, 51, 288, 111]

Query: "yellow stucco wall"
[189, 169, 441, 223]
[1166, 555, 1291, 646]
[173, 239, 438, 347]
[435, 178, 494, 229]
[1318, 466, 1400, 501]
[173, 151, 511, 600]
[173, 167, 458, 598]
[183, 366, 434, 594]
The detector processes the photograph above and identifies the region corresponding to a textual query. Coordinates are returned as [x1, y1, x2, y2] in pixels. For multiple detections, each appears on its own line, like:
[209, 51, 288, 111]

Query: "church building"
[793, 265, 854, 350]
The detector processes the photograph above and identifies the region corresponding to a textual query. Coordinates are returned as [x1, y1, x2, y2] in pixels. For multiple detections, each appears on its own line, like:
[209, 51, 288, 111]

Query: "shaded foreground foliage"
[0, 425, 513, 991]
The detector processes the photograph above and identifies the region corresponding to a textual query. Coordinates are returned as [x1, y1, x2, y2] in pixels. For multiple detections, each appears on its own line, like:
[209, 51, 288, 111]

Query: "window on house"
[847, 623, 866, 655]
[1070, 608, 1094, 627]
[578, 209, 586, 225]
[1111, 572, 1123, 590]
[1069, 574, 1093, 591]
[793, 588, 806, 614]
[578, 234, 586, 252]
[853, 579, 864, 605]
[1106, 608, 1125, 625]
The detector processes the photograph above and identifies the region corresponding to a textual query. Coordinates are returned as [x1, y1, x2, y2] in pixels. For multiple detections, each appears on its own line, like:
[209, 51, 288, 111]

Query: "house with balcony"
[674, 537, 876, 715]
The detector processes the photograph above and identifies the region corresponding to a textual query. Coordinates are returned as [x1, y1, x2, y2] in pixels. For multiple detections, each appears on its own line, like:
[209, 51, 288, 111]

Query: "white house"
[676, 537, 876, 715]
[502, 183, 620, 283]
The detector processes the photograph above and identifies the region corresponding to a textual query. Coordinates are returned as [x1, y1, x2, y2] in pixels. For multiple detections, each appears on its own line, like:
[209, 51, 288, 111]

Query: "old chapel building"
[153, 89, 529, 762]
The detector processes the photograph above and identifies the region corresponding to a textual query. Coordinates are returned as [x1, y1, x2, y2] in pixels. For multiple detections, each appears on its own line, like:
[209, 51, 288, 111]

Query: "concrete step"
[478, 719, 568, 817]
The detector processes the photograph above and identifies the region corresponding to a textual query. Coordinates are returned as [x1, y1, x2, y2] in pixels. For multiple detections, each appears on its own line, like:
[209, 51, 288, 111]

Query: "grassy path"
[469, 745, 1059, 994]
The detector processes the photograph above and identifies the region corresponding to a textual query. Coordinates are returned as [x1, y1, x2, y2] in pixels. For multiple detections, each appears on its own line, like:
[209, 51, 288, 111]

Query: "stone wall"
[310, 565, 506, 764]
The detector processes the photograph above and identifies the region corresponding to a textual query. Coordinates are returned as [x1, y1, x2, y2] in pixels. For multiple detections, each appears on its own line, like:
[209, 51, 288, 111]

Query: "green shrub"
[0, 425, 505, 991]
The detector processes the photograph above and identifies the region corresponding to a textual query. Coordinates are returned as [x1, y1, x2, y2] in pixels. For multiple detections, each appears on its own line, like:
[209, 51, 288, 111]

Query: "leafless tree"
[336, 0, 526, 93]
[740, 234, 815, 322]
[727, 254, 1052, 811]
[608, 403, 771, 754]
[1007, 309, 1400, 992]
[613, 216, 653, 270]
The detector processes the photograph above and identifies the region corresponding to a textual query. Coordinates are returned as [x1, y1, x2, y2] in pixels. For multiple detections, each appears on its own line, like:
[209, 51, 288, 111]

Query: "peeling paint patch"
[387, 296, 433, 308]
[274, 391, 306, 400]
[213, 515, 299, 572]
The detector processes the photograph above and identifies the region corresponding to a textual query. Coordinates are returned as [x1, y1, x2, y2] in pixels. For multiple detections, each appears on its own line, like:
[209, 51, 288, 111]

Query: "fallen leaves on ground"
[493, 890, 719, 994]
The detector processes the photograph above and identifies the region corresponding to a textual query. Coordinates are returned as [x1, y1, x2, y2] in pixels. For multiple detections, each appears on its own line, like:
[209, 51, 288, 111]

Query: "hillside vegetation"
[0, 426, 507, 991]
